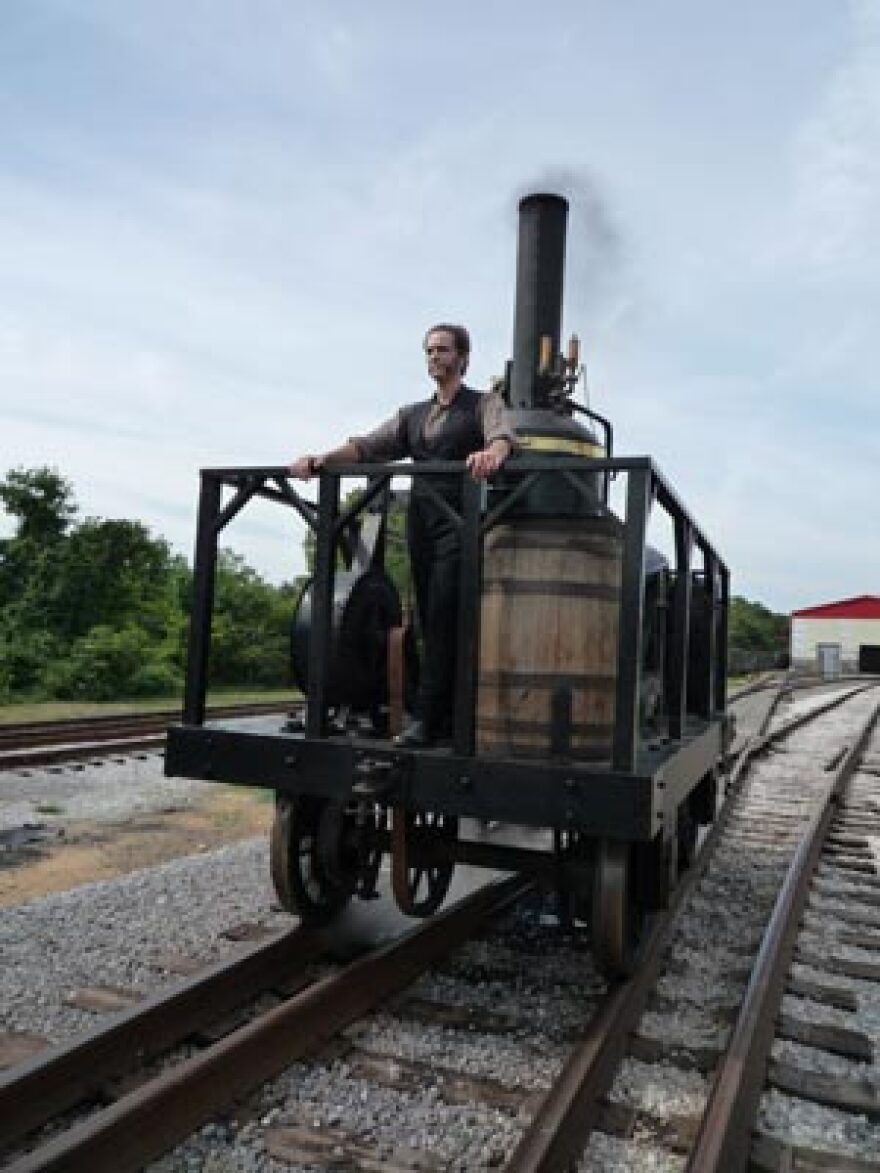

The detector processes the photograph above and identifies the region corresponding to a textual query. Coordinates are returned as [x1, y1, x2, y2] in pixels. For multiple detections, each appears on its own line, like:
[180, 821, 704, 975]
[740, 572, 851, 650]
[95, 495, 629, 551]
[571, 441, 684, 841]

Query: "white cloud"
[1, 2, 877, 613]
[786, 0, 880, 276]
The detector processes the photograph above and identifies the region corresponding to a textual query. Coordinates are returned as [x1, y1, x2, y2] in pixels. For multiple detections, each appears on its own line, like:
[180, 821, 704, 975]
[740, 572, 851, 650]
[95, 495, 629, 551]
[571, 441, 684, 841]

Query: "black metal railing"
[181, 458, 728, 774]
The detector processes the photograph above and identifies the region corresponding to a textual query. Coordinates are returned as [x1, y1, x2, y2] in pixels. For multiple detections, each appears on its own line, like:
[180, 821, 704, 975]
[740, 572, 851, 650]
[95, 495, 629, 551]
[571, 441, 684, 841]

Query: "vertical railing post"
[183, 473, 222, 725]
[716, 563, 730, 712]
[612, 466, 651, 772]
[668, 516, 693, 741]
[700, 549, 718, 719]
[454, 475, 482, 757]
[306, 470, 339, 739]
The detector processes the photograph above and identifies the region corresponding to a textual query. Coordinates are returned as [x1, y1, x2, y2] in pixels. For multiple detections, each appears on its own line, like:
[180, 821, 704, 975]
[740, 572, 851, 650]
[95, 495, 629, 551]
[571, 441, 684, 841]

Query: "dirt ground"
[0, 788, 273, 907]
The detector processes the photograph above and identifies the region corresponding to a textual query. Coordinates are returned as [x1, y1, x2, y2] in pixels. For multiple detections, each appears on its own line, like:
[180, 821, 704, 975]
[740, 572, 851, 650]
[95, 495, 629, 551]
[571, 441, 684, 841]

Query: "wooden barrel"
[476, 517, 622, 761]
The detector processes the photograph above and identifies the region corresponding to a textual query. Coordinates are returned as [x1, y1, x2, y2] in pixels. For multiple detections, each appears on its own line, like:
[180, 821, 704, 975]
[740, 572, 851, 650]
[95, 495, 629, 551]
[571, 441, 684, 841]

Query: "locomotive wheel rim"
[391, 807, 457, 917]
[269, 795, 349, 925]
[269, 795, 295, 912]
[591, 839, 631, 977]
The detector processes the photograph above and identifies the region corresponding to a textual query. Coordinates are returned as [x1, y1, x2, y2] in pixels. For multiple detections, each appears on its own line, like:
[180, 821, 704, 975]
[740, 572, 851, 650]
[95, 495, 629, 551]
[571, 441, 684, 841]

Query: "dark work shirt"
[349, 386, 516, 463]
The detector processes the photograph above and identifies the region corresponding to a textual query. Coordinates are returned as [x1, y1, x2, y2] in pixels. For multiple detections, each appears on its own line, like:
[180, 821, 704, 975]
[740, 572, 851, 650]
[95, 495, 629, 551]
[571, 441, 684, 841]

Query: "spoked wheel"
[270, 794, 350, 924]
[317, 799, 386, 900]
[391, 808, 457, 916]
[591, 838, 650, 978]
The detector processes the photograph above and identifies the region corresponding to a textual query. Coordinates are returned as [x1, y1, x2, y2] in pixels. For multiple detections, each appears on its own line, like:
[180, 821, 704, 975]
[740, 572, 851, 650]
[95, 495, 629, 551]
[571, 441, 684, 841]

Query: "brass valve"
[538, 334, 554, 375]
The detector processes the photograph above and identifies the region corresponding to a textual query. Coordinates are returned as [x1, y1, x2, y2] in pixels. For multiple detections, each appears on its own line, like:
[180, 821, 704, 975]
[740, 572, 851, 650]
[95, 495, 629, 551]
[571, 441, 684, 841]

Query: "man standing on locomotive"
[290, 324, 516, 747]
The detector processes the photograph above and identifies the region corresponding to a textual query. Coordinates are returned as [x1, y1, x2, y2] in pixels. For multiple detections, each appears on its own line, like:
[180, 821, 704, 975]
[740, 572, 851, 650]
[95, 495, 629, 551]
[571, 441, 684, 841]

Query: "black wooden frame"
[169, 457, 729, 842]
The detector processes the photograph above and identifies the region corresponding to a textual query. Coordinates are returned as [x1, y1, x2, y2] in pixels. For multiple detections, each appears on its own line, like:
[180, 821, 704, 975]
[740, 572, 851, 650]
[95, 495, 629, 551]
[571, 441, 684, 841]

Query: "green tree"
[40, 625, 171, 701]
[383, 497, 413, 610]
[209, 549, 293, 687]
[1, 468, 77, 611]
[732, 600, 793, 666]
[0, 623, 61, 697]
[0, 466, 303, 701]
[0, 467, 77, 543]
[0, 469, 187, 697]
[42, 519, 181, 642]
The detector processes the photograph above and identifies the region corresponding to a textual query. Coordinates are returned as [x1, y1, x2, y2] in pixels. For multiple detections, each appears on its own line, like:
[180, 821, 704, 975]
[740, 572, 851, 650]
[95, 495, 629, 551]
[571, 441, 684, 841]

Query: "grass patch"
[728, 671, 778, 692]
[216, 785, 276, 806]
[4, 677, 756, 727]
[0, 689, 301, 725]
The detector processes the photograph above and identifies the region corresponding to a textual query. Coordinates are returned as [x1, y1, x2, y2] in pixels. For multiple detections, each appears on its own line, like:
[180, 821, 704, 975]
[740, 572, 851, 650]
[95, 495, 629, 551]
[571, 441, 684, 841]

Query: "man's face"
[424, 330, 463, 382]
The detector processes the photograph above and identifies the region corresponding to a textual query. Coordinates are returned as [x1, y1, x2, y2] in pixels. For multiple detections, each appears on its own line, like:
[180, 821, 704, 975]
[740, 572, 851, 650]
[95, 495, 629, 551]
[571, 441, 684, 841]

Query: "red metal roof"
[792, 595, 880, 619]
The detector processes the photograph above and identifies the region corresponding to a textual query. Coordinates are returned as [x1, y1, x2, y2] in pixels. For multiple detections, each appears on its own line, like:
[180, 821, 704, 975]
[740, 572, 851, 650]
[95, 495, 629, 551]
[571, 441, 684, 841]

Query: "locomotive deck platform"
[166, 715, 723, 843]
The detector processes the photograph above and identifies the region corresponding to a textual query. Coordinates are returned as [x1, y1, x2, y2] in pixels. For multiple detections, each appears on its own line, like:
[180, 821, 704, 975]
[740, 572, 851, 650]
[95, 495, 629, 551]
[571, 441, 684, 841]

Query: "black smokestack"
[510, 193, 568, 409]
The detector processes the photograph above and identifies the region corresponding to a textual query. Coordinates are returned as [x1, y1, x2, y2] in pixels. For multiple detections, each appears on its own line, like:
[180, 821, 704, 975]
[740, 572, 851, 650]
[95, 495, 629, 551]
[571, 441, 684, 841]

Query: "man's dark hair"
[424, 323, 471, 374]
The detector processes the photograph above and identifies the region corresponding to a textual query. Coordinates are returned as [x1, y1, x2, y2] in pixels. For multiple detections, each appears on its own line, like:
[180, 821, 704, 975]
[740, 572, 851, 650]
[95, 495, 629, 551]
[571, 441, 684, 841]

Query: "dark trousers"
[407, 492, 460, 736]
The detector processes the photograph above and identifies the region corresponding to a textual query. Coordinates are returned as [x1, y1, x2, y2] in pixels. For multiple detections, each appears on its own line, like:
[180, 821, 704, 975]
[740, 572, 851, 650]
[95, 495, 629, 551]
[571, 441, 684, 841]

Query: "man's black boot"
[394, 719, 430, 748]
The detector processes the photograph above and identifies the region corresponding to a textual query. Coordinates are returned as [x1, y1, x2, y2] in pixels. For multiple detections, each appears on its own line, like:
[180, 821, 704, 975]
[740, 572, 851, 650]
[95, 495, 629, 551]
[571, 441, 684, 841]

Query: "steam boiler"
[165, 193, 729, 975]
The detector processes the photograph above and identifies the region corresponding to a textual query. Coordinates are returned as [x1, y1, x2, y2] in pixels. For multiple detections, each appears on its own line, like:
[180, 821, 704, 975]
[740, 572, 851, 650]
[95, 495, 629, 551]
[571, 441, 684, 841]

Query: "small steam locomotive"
[165, 193, 729, 975]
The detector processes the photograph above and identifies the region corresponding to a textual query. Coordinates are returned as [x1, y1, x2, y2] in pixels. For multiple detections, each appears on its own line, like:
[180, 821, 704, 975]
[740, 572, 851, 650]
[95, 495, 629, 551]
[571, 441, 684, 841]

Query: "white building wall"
[791, 617, 880, 672]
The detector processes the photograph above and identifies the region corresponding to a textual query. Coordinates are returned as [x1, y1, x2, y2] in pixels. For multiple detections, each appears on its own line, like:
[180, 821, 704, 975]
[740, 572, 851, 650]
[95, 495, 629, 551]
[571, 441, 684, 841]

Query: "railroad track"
[1, 876, 536, 1171]
[506, 679, 880, 1171]
[3, 682, 879, 1170]
[0, 702, 299, 771]
[695, 693, 880, 1171]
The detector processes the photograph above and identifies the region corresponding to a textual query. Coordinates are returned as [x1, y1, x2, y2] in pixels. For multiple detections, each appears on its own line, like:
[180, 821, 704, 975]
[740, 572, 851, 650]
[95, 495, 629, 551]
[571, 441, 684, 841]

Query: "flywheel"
[391, 808, 457, 917]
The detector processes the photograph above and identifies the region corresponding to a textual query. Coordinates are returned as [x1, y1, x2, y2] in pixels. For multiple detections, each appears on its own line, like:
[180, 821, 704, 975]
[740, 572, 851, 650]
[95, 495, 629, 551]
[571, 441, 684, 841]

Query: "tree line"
[727, 596, 790, 674]
[0, 467, 297, 702]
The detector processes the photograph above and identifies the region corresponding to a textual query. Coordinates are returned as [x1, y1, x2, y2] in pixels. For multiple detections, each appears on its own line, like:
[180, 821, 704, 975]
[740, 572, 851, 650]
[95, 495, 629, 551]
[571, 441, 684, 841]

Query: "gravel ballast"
[581, 684, 880, 1170]
[0, 838, 283, 1042]
[0, 752, 208, 832]
[6, 684, 880, 1170]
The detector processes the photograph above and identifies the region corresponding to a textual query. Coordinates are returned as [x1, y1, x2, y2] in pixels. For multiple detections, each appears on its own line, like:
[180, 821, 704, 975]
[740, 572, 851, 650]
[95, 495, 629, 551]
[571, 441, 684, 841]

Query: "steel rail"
[754, 680, 787, 737]
[7, 874, 531, 1173]
[727, 679, 875, 768]
[0, 701, 298, 748]
[504, 681, 874, 1172]
[726, 673, 784, 703]
[0, 737, 170, 770]
[0, 925, 327, 1152]
[725, 678, 786, 762]
[5, 683, 867, 1170]
[0, 702, 302, 770]
[686, 696, 880, 1172]
[724, 673, 873, 706]
[747, 680, 876, 750]
[504, 779, 735, 1171]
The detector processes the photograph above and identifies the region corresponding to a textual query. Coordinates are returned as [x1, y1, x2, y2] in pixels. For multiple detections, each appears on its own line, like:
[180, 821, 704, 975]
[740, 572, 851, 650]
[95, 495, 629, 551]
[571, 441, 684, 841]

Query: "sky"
[1, 0, 878, 613]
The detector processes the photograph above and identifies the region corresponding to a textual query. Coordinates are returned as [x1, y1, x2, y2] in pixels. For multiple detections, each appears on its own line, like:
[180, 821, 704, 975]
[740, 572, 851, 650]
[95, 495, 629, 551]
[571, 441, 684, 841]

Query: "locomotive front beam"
[165, 718, 722, 842]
